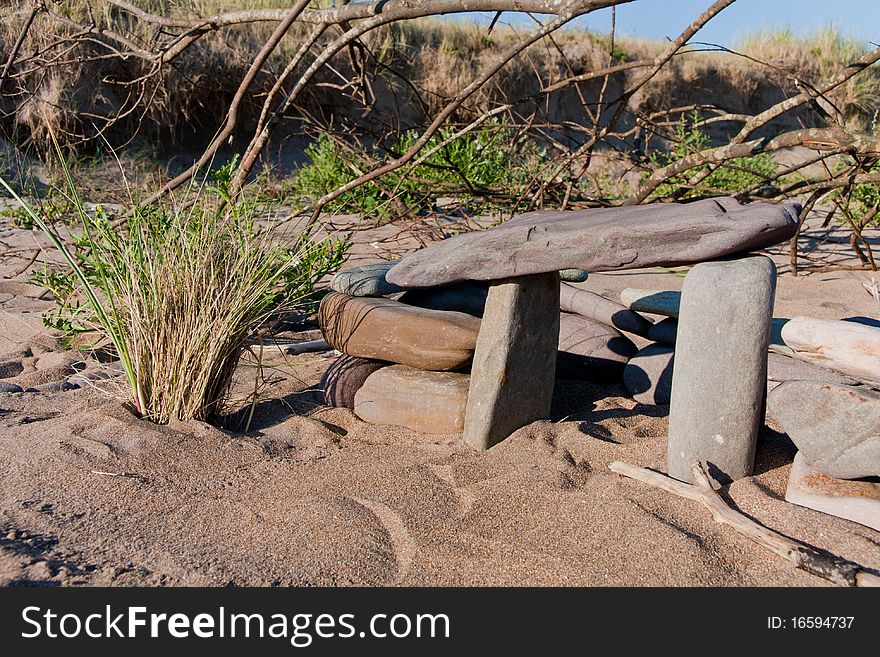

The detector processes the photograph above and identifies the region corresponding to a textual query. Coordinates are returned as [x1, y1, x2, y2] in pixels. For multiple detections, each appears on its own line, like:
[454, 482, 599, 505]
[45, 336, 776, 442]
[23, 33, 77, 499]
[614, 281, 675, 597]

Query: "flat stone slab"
[318, 292, 480, 371]
[786, 452, 880, 532]
[768, 380, 880, 479]
[320, 355, 388, 409]
[330, 261, 404, 297]
[354, 365, 469, 434]
[620, 288, 681, 318]
[386, 198, 799, 287]
[782, 316, 880, 384]
[767, 353, 858, 386]
[561, 284, 651, 337]
[557, 312, 637, 382]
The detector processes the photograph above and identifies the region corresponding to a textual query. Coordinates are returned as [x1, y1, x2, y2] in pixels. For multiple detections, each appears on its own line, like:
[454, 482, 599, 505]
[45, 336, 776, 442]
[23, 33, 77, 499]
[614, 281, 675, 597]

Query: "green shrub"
[649, 110, 778, 198]
[290, 120, 546, 218]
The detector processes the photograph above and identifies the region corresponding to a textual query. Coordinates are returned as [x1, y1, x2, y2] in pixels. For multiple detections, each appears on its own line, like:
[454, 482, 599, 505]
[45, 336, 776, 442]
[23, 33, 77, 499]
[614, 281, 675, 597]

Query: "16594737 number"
[768, 617, 855, 629]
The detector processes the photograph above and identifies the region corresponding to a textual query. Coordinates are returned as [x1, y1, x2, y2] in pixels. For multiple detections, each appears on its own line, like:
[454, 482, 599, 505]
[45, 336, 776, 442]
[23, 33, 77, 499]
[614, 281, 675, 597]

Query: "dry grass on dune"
[2, 2, 878, 158]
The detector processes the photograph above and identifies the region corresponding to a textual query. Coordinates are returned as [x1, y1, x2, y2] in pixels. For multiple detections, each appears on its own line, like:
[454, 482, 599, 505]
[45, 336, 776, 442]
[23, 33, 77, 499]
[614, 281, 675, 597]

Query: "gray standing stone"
[768, 381, 880, 479]
[560, 283, 652, 337]
[463, 273, 560, 451]
[623, 344, 675, 405]
[0, 382, 24, 393]
[647, 317, 678, 346]
[667, 255, 776, 483]
[354, 365, 469, 434]
[320, 356, 388, 409]
[330, 261, 403, 297]
[556, 313, 637, 382]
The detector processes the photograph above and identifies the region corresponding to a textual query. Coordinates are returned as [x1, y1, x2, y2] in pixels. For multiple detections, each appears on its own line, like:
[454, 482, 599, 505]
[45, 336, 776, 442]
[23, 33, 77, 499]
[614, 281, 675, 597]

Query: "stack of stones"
[318, 197, 802, 480]
[768, 317, 880, 531]
[319, 262, 647, 434]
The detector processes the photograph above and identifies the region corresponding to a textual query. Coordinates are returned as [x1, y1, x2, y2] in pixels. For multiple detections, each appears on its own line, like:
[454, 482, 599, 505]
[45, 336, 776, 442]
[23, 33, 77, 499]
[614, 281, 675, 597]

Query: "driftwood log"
[609, 460, 880, 587]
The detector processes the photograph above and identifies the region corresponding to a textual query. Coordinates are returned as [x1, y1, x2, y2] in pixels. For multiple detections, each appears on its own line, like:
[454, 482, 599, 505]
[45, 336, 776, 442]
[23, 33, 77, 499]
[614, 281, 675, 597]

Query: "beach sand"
[1, 212, 878, 586]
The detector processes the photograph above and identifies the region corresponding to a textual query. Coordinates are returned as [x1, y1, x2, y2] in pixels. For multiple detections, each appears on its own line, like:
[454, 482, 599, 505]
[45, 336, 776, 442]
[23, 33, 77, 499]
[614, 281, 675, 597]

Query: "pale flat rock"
[320, 356, 388, 409]
[786, 452, 880, 532]
[330, 261, 403, 297]
[318, 292, 480, 371]
[620, 288, 681, 319]
[464, 273, 559, 450]
[387, 197, 799, 287]
[781, 316, 880, 384]
[768, 381, 880, 479]
[556, 312, 637, 382]
[353, 365, 469, 434]
[623, 344, 674, 405]
[667, 255, 776, 483]
[560, 283, 651, 337]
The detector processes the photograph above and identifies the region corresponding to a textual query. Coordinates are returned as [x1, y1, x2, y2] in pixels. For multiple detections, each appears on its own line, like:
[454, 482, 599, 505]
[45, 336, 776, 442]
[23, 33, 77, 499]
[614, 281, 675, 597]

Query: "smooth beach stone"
[560, 283, 651, 337]
[667, 255, 776, 484]
[318, 292, 480, 371]
[0, 382, 24, 393]
[559, 269, 589, 282]
[464, 273, 560, 451]
[398, 282, 489, 318]
[623, 344, 674, 405]
[353, 365, 469, 434]
[768, 381, 880, 479]
[781, 316, 880, 384]
[320, 355, 388, 409]
[556, 312, 637, 382]
[647, 317, 678, 346]
[330, 261, 403, 297]
[387, 197, 799, 287]
[785, 452, 880, 532]
[620, 288, 681, 319]
[766, 353, 857, 386]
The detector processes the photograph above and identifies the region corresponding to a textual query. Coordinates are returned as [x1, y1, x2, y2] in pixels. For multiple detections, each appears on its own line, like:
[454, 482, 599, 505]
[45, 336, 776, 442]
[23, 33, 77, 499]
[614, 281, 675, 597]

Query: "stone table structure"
[384, 197, 799, 450]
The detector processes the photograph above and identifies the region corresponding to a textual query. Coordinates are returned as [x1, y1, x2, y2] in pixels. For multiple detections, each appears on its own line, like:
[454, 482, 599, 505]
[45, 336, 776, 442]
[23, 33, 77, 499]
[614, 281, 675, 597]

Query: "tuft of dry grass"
[0, 152, 348, 424]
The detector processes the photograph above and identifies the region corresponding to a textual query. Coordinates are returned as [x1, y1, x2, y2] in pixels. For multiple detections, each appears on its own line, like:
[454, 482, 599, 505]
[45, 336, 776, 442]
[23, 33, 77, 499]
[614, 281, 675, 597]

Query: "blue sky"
[465, 0, 879, 47]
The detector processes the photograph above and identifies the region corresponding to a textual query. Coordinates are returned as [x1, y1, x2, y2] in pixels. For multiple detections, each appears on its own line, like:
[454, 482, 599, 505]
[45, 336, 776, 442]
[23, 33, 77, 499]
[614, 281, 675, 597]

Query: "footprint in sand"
[428, 463, 479, 520]
[348, 497, 415, 582]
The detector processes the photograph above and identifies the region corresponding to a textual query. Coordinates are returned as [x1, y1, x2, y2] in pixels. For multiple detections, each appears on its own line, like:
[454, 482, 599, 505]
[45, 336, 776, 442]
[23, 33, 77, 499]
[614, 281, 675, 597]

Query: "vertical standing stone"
[667, 255, 776, 483]
[463, 273, 560, 450]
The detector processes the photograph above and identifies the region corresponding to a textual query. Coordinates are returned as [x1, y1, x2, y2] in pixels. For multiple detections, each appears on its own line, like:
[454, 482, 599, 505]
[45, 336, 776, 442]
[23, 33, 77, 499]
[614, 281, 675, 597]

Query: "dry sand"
[0, 210, 879, 587]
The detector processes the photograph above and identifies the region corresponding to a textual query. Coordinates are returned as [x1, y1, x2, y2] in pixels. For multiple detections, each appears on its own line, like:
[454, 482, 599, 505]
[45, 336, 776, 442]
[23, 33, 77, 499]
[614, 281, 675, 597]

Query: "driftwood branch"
[609, 460, 880, 588]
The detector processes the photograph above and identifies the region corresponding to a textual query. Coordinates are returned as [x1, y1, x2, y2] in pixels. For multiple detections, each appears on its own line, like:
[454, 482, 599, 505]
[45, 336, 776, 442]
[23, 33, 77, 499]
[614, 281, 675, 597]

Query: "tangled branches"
[1, 1, 879, 272]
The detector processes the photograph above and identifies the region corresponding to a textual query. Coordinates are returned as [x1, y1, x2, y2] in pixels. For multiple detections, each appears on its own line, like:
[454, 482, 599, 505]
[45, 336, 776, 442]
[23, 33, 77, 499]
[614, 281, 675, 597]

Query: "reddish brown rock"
[318, 292, 481, 371]
[320, 356, 388, 409]
[353, 365, 469, 434]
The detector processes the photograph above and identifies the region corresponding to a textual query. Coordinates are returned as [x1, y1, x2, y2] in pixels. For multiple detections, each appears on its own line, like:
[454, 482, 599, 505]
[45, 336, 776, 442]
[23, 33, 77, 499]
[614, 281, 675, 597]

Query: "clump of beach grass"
[0, 158, 348, 424]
